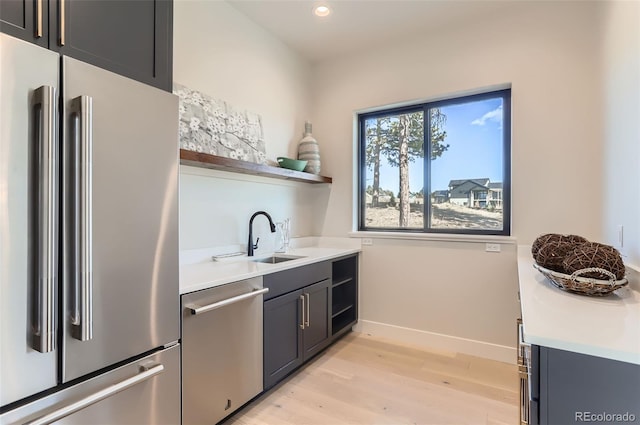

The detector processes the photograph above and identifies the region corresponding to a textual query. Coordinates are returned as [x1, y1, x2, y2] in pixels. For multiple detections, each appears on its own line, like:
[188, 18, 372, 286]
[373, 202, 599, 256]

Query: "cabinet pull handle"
[519, 374, 530, 424]
[299, 295, 305, 330]
[304, 293, 310, 327]
[36, 0, 43, 38]
[59, 0, 65, 45]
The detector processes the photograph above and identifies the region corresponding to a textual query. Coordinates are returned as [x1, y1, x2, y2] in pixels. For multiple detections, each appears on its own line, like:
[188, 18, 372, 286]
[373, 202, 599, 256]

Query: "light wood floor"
[226, 332, 518, 425]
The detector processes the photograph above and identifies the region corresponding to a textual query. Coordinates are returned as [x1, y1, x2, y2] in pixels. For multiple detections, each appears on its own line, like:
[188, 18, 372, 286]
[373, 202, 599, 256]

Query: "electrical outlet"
[362, 238, 373, 246]
[617, 225, 624, 248]
[485, 243, 501, 253]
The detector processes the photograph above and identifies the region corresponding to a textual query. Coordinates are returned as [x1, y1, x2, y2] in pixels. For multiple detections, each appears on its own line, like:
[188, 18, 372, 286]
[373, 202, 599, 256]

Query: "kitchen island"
[517, 246, 640, 364]
[517, 246, 640, 424]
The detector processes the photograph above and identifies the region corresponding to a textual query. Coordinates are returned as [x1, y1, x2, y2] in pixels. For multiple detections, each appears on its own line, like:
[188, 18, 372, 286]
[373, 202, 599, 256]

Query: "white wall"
[173, 0, 638, 360]
[312, 1, 607, 355]
[174, 1, 327, 251]
[600, 1, 640, 274]
[179, 167, 329, 251]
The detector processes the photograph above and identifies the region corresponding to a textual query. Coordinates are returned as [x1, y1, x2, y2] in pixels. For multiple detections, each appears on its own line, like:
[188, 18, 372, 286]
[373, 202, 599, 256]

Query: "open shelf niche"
[331, 255, 358, 337]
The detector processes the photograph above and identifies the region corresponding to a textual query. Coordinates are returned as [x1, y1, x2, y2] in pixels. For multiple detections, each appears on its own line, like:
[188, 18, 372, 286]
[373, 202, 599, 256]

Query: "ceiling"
[227, 0, 524, 63]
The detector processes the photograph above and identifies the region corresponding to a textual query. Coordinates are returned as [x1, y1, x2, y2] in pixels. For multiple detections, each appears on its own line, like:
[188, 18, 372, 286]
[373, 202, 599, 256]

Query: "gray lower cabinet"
[531, 345, 640, 424]
[303, 279, 332, 358]
[262, 254, 359, 391]
[264, 288, 305, 389]
[263, 279, 331, 389]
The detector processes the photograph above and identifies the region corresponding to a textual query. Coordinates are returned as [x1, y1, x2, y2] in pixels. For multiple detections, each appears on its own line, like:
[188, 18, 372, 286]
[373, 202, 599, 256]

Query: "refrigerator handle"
[70, 95, 93, 342]
[24, 363, 165, 425]
[31, 86, 58, 354]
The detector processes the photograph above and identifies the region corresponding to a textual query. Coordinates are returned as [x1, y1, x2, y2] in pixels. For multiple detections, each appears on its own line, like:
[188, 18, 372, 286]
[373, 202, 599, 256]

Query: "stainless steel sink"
[251, 255, 304, 264]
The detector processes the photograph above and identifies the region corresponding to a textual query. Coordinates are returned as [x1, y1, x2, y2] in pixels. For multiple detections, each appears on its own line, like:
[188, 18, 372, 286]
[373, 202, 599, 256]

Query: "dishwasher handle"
[186, 288, 269, 315]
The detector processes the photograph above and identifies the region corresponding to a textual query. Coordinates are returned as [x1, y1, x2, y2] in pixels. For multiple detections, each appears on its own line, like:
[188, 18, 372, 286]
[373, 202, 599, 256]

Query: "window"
[358, 89, 511, 235]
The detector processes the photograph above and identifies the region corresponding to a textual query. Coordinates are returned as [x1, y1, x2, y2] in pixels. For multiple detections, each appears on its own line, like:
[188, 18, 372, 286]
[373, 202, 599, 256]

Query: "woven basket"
[533, 263, 628, 296]
[563, 242, 626, 280]
[531, 233, 588, 257]
[534, 240, 575, 272]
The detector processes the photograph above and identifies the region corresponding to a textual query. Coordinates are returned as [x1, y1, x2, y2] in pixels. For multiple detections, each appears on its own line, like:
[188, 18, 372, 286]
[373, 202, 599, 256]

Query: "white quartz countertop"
[180, 246, 360, 295]
[517, 245, 640, 365]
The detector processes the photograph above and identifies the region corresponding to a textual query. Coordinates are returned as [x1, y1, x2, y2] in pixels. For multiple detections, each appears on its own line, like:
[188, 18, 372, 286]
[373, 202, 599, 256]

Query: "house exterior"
[365, 193, 393, 208]
[447, 178, 503, 209]
[448, 179, 489, 207]
[488, 182, 503, 209]
[432, 190, 449, 204]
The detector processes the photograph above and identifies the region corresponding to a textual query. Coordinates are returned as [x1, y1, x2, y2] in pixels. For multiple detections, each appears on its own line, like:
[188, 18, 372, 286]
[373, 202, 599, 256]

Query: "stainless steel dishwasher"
[181, 276, 268, 425]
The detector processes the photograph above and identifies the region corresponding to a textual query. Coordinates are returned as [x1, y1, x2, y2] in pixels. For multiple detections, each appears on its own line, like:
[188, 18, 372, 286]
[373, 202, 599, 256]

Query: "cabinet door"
[263, 289, 304, 390]
[302, 279, 331, 361]
[538, 346, 640, 424]
[50, 0, 172, 91]
[0, 0, 49, 47]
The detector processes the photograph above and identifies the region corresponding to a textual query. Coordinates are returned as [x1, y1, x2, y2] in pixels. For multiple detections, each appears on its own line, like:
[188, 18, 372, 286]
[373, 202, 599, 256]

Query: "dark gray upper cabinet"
[1, 0, 172, 91]
[0, 0, 49, 48]
[52, 0, 172, 91]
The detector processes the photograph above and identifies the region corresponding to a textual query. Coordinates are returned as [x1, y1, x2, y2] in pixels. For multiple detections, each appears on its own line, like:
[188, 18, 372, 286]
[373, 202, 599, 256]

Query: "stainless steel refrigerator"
[0, 33, 180, 424]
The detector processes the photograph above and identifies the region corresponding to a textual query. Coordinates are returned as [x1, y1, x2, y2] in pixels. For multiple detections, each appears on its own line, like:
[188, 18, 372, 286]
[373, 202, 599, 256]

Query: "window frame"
[357, 88, 511, 236]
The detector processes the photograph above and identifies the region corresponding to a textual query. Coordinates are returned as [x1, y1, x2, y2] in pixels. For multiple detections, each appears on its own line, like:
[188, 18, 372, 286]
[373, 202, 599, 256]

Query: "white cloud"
[471, 105, 503, 126]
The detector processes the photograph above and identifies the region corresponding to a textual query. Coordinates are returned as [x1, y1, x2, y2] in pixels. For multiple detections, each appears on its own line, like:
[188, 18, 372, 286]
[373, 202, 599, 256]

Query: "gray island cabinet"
[263, 254, 358, 389]
[529, 345, 640, 424]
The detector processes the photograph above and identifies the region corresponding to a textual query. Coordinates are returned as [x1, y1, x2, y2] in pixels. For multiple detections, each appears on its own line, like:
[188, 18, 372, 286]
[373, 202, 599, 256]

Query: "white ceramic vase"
[297, 121, 321, 174]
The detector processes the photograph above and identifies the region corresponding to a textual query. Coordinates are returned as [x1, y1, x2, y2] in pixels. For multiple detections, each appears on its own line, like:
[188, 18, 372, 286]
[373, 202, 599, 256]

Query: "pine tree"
[365, 109, 448, 227]
[365, 117, 390, 207]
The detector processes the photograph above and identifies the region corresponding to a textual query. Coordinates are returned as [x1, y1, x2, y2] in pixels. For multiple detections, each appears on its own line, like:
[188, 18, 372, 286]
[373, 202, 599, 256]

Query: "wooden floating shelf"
[179, 149, 332, 184]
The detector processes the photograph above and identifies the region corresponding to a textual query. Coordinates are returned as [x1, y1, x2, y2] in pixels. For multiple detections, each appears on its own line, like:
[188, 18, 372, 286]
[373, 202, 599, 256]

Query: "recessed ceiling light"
[313, 5, 331, 17]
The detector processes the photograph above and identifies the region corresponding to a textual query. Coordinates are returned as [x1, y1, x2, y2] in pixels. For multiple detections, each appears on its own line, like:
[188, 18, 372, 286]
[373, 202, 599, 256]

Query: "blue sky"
[366, 97, 504, 194]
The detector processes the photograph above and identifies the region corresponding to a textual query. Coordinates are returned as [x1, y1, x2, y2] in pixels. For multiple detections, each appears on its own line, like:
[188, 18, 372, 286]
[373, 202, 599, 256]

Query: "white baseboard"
[353, 320, 516, 364]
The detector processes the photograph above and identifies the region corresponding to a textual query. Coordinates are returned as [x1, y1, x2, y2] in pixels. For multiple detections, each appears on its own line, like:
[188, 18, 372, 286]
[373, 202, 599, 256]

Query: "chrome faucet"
[247, 211, 276, 256]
